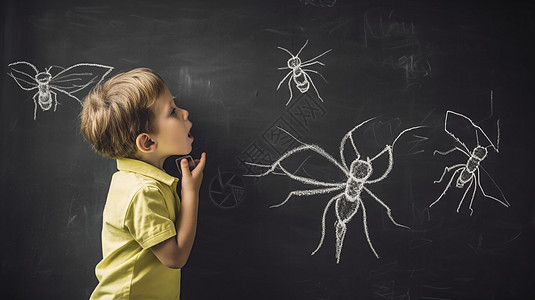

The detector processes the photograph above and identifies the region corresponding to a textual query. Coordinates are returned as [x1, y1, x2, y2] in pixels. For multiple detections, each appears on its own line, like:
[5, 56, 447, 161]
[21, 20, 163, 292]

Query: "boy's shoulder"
[104, 159, 177, 225]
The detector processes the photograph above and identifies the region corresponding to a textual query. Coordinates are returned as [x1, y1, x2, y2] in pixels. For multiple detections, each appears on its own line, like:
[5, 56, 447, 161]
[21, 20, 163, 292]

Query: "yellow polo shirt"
[90, 158, 181, 300]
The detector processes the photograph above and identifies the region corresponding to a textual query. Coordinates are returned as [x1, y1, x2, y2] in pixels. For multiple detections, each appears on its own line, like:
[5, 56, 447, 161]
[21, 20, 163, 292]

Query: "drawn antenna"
[277, 46, 294, 57]
[296, 40, 309, 57]
[391, 125, 425, 148]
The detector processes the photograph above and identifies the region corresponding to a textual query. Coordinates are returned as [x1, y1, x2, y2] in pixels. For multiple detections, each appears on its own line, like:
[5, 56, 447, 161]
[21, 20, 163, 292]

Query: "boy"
[80, 68, 206, 299]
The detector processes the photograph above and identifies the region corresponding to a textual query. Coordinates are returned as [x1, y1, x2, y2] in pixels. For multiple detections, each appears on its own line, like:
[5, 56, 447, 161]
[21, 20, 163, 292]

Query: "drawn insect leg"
[277, 71, 294, 104]
[302, 70, 326, 102]
[32, 93, 39, 120]
[460, 176, 477, 215]
[285, 73, 295, 105]
[429, 164, 464, 208]
[270, 185, 345, 208]
[364, 186, 410, 229]
[52, 91, 58, 112]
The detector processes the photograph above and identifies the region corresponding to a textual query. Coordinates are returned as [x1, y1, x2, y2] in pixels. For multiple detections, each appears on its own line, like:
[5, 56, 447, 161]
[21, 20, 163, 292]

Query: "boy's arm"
[151, 152, 206, 269]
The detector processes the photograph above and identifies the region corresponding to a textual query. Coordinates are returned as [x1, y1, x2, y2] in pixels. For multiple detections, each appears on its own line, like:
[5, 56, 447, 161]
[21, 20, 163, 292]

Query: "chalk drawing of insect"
[7, 61, 113, 119]
[245, 119, 423, 263]
[277, 40, 332, 105]
[429, 106, 510, 215]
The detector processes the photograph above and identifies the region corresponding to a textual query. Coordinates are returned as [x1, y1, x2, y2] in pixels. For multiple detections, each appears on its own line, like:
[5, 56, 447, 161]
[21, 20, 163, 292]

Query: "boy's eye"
[170, 108, 176, 116]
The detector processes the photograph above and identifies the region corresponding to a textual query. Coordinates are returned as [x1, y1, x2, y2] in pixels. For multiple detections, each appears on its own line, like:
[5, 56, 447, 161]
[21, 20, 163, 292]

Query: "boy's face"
[152, 85, 194, 158]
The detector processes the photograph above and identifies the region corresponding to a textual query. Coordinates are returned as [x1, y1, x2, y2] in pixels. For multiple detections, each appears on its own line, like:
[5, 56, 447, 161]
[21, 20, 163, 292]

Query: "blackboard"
[2, 0, 534, 299]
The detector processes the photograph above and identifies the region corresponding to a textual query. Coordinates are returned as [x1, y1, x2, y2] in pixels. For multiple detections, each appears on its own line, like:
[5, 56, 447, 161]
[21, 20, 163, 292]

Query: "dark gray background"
[2, 0, 534, 299]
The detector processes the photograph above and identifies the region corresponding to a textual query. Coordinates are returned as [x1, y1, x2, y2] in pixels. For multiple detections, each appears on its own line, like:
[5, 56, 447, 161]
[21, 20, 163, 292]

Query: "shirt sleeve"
[124, 185, 177, 249]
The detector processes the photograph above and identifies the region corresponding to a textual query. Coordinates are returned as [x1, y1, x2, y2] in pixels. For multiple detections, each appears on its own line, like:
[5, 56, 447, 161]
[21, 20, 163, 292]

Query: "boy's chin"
[177, 149, 192, 156]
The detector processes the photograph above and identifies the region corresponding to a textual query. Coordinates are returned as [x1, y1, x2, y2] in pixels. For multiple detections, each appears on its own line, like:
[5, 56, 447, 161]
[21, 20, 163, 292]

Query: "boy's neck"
[136, 152, 167, 171]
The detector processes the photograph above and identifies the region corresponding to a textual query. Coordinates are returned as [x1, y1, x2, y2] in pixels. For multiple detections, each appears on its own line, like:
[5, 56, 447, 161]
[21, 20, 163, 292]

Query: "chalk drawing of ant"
[246, 119, 423, 263]
[277, 40, 332, 105]
[7, 61, 113, 119]
[429, 102, 510, 215]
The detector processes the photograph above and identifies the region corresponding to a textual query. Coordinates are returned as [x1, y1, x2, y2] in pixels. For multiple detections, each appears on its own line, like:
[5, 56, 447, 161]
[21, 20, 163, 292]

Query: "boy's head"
[80, 68, 167, 159]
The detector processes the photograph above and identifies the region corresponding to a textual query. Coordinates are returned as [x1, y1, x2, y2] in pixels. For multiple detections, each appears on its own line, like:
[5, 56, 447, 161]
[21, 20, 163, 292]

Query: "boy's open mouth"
[188, 131, 194, 140]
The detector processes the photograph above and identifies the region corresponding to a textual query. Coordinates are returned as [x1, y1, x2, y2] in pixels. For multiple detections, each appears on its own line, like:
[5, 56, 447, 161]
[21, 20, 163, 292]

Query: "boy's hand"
[180, 152, 206, 196]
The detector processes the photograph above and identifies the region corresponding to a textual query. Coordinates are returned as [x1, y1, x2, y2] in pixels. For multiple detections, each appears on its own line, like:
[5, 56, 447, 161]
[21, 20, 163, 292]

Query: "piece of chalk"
[175, 155, 196, 175]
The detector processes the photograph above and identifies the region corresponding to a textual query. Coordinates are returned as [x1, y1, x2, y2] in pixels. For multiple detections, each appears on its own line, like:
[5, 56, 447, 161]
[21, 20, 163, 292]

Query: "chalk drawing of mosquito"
[7, 61, 113, 119]
[277, 40, 332, 105]
[245, 119, 423, 263]
[429, 108, 510, 215]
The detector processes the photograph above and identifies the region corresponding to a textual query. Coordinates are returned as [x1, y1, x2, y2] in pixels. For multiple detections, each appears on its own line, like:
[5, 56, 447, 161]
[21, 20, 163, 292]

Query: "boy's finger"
[193, 152, 207, 172]
[181, 158, 191, 175]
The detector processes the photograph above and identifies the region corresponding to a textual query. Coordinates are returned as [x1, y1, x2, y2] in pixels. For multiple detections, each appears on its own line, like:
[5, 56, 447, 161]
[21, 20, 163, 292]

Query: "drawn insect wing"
[46, 65, 66, 75]
[444, 110, 496, 151]
[7, 61, 40, 90]
[476, 163, 510, 209]
[50, 63, 113, 94]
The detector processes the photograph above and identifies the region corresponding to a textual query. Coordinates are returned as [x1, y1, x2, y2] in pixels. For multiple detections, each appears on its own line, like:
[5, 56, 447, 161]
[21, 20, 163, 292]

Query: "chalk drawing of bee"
[246, 119, 423, 263]
[7, 61, 113, 119]
[277, 40, 331, 105]
[429, 106, 510, 215]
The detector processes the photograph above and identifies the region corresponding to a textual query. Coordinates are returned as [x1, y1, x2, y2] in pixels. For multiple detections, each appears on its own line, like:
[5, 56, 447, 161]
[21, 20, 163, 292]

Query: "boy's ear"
[136, 133, 157, 153]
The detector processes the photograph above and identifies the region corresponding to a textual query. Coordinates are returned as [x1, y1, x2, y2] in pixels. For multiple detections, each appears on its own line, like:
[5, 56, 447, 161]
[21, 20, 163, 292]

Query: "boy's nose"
[182, 109, 189, 119]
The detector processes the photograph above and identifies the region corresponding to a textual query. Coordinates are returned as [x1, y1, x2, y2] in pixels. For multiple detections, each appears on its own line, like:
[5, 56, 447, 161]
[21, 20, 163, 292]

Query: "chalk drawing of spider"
[7, 61, 113, 119]
[246, 119, 423, 263]
[429, 107, 510, 215]
[277, 40, 332, 105]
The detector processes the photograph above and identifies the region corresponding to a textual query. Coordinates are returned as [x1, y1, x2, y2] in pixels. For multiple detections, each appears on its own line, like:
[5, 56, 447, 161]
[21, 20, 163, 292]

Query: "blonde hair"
[80, 68, 165, 159]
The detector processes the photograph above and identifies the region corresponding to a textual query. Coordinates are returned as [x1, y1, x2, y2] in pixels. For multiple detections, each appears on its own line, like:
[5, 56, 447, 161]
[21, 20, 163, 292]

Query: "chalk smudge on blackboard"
[300, 0, 337, 7]
[363, 9, 432, 89]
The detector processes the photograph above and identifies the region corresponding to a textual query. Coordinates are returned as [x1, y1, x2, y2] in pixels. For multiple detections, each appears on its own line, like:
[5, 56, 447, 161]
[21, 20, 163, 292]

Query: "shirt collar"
[116, 158, 178, 187]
